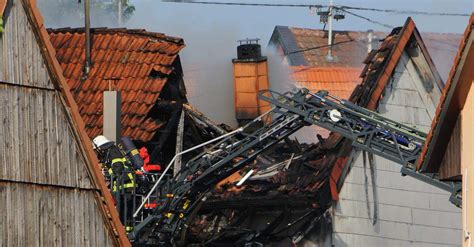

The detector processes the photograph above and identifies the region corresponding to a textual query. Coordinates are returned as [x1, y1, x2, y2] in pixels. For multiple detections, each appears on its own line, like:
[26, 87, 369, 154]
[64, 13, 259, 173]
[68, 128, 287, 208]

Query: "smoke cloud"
[37, 0, 129, 28]
[36, 1, 302, 134]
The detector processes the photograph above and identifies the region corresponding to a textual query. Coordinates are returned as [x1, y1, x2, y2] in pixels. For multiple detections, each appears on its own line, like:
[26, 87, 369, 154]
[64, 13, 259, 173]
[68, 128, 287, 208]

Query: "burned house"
[47, 27, 196, 164]
[185, 18, 462, 246]
[0, 0, 129, 245]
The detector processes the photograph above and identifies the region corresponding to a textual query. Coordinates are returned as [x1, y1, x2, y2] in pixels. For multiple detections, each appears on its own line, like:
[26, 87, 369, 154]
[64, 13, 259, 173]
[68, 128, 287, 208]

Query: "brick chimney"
[232, 39, 271, 126]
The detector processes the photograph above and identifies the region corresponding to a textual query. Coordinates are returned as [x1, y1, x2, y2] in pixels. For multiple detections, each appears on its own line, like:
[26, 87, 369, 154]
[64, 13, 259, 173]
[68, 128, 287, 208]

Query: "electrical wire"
[286, 39, 355, 55]
[162, 0, 325, 8]
[339, 5, 471, 17]
[340, 9, 394, 29]
[161, 0, 471, 17]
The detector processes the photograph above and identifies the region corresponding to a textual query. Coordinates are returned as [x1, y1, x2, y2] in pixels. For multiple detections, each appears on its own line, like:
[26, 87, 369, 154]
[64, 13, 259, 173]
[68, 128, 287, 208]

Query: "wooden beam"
[174, 110, 185, 176]
[183, 103, 227, 135]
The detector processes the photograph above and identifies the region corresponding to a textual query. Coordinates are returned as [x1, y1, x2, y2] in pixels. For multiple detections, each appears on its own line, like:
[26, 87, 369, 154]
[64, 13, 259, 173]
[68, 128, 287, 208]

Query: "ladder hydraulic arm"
[258, 89, 461, 206]
[131, 88, 461, 245]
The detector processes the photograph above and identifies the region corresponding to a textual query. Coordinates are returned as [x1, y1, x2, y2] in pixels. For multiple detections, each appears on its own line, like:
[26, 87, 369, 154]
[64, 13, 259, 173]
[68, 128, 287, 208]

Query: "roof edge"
[23, 0, 131, 245]
[48, 26, 185, 46]
[268, 25, 308, 66]
[418, 13, 474, 173]
[366, 17, 415, 110]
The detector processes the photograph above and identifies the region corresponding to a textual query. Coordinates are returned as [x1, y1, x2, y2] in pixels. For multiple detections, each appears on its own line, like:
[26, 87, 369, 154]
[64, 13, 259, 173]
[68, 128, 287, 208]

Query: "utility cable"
[340, 9, 394, 29]
[286, 39, 355, 55]
[162, 0, 325, 8]
[162, 0, 470, 17]
[338, 5, 471, 17]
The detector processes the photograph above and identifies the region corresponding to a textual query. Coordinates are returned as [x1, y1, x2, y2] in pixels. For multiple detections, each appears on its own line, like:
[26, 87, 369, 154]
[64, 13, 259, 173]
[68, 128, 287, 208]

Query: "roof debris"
[183, 17, 447, 245]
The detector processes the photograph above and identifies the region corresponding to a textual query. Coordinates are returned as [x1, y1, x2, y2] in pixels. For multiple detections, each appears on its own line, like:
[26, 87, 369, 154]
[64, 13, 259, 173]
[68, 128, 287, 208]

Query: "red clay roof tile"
[290, 66, 362, 99]
[48, 27, 185, 142]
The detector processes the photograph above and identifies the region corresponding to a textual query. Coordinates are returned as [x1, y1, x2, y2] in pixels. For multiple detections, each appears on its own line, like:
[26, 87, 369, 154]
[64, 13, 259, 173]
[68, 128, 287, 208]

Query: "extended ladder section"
[258, 88, 461, 206]
[130, 88, 461, 244]
[131, 97, 308, 242]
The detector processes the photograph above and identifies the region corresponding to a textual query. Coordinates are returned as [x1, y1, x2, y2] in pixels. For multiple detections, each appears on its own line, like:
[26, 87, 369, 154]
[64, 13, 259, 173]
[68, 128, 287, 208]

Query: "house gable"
[0, 0, 129, 245]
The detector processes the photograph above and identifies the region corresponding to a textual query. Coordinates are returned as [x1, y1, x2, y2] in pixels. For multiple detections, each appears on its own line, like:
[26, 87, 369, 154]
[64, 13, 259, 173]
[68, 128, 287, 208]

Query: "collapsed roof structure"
[185, 18, 461, 246]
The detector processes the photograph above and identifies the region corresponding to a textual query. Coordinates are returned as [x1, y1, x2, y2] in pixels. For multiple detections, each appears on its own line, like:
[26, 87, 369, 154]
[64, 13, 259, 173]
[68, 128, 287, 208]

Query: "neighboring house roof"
[418, 13, 474, 174]
[4, 0, 129, 245]
[270, 26, 383, 68]
[290, 66, 361, 99]
[289, 66, 362, 141]
[269, 25, 461, 81]
[48, 27, 185, 142]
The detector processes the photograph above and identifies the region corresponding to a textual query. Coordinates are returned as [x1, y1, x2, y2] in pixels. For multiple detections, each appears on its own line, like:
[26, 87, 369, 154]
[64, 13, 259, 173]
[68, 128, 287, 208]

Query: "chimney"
[103, 80, 121, 143]
[232, 39, 271, 126]
[84, 0, 91, 75]
[367, 29, 374, 53]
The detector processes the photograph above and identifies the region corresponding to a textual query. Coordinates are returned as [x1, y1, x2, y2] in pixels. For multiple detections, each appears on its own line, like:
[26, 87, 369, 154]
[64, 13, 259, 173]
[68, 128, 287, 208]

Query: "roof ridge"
[355, 17, 443, 109]
[48, 27, 185, 45]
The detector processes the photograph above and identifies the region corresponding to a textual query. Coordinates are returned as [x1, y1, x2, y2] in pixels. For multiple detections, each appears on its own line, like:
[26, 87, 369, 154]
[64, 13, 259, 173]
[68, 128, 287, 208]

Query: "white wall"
[331, 52, 462, 247]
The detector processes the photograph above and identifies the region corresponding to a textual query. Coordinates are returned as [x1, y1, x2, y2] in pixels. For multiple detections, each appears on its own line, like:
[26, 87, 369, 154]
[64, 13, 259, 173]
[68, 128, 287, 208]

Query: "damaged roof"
[418, 13, 474, 174]
[270, 25, 461, 81]
[48, 27, 185, 142]
[186, 18, 446, 245]
[211, 17, 440, 209]
[356, 18, 443, 110]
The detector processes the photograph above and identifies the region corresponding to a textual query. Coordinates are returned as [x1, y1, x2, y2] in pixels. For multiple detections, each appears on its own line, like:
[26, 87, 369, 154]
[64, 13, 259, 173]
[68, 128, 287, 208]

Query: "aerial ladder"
[123, 88, 461, 245]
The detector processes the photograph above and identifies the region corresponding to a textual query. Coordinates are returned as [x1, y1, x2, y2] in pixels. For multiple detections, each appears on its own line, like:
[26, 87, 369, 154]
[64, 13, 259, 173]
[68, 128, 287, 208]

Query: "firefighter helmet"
[92, 135, 112, 149]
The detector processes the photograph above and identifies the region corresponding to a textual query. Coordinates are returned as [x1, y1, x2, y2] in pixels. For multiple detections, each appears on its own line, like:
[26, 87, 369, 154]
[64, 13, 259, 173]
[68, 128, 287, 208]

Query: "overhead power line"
[339, 5, 471, 17]
[162, 1, 325, 8]
[340, 9, 394, 29]
[162, 1, 471, 17]
[286, 39, 355, 55]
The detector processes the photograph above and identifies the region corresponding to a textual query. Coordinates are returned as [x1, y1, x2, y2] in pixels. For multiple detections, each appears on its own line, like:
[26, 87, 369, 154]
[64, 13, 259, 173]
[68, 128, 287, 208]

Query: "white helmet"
[92, 135, 111, 149]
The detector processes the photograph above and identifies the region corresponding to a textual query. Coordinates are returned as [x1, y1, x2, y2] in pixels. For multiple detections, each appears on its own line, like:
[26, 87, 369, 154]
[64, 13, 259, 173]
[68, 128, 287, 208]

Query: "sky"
[127, 0, 472, 41]
[38, 0, 473, 127]
[124, 0, 472, 126]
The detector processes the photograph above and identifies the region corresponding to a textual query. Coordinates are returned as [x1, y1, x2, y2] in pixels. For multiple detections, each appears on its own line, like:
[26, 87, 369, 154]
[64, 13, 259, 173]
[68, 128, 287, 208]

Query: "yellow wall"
[462, 81, 474, 247]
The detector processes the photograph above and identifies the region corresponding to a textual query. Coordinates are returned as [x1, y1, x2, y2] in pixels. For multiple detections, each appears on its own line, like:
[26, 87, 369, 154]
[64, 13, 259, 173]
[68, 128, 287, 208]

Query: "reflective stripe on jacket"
[109, 157, 135, 191]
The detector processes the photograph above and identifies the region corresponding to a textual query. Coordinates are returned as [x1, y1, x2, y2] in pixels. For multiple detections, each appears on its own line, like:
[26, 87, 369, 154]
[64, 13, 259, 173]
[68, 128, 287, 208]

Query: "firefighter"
[92, 135, 136, 233]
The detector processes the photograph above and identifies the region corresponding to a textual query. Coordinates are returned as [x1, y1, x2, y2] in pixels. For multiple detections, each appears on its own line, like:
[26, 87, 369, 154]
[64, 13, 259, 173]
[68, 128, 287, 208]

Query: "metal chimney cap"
[237, 38, 260, 45]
